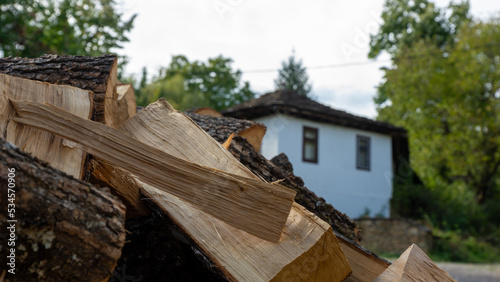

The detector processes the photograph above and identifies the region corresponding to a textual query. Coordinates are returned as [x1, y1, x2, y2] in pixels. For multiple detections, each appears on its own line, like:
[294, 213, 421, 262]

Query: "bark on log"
[0, 54, 117, 123]
[0, 138, 125, 282]
[110, 213, 226, 282]
[225, 135, 361, 242]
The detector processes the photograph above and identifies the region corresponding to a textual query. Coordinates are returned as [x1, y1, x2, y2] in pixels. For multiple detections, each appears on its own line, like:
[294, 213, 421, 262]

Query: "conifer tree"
[274, 50, 312, 97]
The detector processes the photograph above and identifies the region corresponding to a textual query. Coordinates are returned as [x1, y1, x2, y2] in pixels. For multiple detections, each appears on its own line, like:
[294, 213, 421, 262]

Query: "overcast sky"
[120, 0, 500, 118]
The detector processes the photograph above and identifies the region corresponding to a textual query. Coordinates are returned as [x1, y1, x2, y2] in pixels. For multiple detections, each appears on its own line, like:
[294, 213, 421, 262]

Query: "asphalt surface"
[436, 263, 500, 282]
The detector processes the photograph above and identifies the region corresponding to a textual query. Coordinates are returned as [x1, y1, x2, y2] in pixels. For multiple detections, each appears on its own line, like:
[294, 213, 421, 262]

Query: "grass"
[429, 229, 500, 263]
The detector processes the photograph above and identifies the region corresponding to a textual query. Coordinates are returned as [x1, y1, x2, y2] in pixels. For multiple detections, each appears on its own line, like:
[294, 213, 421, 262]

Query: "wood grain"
[374, 244, 456, 282]
[0, 73, 92, 178]
[120, 99, 352, 281]
[338, 235, 390, 282]
[11, 99, 296, 242]
[117, 84, 137, 119]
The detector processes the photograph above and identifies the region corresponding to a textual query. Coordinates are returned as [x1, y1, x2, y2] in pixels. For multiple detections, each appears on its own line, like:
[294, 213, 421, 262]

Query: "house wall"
[254, 114, 393, 218]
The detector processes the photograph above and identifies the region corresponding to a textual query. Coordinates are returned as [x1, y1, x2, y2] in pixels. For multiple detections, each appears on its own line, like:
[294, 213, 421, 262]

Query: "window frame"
[356, 135, 371, 171]
[302, 126, 318, 163]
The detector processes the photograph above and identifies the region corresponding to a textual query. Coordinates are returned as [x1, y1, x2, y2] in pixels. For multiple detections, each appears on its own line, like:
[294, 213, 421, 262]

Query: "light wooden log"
[106, 83, 137, 129]
[193, 107, 223, 117]
[0, 73, 92, 178]
[337, 234, 390, 282]
[237, 124, 267, 152]
[11, 100, 296, 242]
[118, 99, 352, 281]
[103, 58, 119, 128]
[117, 84, 137, 118]
[374, 244, 456, 282]
[89, 158, 150, 219]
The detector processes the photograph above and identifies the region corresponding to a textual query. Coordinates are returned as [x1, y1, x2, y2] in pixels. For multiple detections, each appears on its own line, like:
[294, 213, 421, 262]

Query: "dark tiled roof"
[222, 90, 406, 135]
[184, 112, 266, 143]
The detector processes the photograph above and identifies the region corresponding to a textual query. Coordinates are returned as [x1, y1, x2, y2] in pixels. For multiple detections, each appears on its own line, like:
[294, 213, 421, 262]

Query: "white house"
[223, 90, 408, 218]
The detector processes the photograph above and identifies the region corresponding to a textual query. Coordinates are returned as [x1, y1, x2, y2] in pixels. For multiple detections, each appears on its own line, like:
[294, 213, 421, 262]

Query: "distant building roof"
[222, 90, 406, 135]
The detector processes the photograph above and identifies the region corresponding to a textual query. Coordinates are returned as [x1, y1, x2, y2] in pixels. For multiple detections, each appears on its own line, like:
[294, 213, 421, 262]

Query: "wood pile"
[0, 54, 455, 281]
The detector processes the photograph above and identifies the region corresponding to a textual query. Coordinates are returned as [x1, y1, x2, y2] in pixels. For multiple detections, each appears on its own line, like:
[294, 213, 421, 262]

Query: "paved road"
[436, 263, 500, 282]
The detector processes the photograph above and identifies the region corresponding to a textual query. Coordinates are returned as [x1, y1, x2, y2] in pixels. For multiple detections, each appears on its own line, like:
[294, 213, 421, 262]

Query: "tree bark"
[0, 54, 117, 123]
[0, 138, 126, 282]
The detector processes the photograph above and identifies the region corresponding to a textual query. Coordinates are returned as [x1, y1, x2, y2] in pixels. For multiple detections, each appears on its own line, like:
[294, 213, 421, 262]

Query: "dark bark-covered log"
[226, 135, 361, 242]
[0, 54, 117, 123]
[0, 138, 126, 282]
[110, 213, 226, 282]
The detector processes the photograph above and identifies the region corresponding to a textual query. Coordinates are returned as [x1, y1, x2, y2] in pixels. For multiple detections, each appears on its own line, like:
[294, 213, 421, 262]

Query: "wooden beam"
[374, 244, 456, 282]
[118, 99, 352, 281]
[11, 100, 296, 242]
[0, 73, 92, 179]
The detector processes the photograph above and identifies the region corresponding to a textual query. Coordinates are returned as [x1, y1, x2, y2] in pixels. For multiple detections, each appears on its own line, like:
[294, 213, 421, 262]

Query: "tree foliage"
[372, 0, 500, 211]
[274, 50, 312, 97]
[369, 0, 470, 58]
[137, 55, 254, 111]
[0, 0, 135, 57]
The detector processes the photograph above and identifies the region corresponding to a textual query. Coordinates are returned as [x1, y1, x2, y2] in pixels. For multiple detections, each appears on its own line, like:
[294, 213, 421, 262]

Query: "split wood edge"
[0, 73, 93, 179]
[11, 99, 296, 242]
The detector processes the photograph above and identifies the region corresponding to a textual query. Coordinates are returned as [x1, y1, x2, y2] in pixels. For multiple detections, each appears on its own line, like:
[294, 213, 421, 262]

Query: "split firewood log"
[0, 74, 92, 179]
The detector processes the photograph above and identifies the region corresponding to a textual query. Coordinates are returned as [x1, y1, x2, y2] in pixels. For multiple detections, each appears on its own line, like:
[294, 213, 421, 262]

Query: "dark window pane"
[357, 136, 370, 170]
[303, 127, 318, 163]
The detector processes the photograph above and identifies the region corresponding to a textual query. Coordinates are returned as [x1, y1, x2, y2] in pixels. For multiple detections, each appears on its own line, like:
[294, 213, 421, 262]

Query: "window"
[303, 127, 318, 163]
[357, 136, 371, 170]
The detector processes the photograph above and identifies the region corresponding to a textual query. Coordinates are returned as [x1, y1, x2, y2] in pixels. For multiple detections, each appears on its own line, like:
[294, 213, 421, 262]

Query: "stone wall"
[356, 218, 433, 255]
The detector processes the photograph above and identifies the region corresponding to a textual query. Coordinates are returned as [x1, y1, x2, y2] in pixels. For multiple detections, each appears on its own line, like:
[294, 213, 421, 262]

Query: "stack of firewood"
[0, 55, 456, 281]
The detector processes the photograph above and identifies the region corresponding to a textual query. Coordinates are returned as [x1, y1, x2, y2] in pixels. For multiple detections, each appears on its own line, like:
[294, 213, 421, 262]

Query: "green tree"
[137, 55, 254, 111]
[274, 50, 312, 97]
[372, 0, 500, 208]
[0, 0, 135, 57]
[369, 0, 470, 58]
[137, 73, 207, 110]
